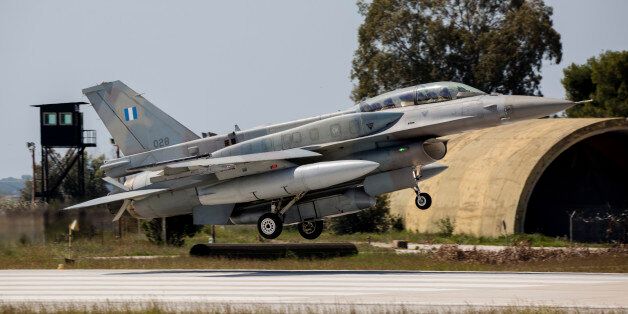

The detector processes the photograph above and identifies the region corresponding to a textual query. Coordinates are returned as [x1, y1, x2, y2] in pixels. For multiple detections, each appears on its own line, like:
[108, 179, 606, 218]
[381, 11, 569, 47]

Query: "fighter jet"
[67, 81, 573, 239]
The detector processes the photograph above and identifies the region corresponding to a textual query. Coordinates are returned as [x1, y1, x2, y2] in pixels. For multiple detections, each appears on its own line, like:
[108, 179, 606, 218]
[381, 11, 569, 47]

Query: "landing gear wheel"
[415, 192, 432, 210]
[257, 213, 283, 239]
[298, 220, 324, 240]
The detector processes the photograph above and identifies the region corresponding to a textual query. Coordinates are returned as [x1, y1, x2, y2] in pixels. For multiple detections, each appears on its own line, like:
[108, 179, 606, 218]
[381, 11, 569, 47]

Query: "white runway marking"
[0, 270, 626, 310]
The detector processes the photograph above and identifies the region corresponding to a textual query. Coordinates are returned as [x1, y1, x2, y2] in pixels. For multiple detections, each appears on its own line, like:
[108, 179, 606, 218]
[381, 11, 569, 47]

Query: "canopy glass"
[358, 82, 485, 112]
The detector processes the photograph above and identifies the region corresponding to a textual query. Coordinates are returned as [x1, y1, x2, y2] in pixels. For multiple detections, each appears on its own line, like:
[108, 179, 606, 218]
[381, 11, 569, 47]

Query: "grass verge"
[0, 302, 624, 314]
[0, 226, 626, 272]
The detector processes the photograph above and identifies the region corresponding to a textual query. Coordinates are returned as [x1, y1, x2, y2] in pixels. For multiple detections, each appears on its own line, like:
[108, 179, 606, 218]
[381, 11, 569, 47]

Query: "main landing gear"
[413, 168, 432, 210]
[297, 220, 324, 240]
[257, 212, 283, 239]
[256, 192, 324, 240]
[256, 214, 325, 240]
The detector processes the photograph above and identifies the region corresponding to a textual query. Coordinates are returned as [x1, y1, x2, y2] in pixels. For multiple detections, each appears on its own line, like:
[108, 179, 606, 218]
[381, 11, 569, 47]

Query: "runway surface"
[1, 270, 627, 311]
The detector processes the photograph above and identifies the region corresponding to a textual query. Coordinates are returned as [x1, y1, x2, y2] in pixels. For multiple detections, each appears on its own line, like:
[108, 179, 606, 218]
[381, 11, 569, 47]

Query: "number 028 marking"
[153, 137, 170, 148]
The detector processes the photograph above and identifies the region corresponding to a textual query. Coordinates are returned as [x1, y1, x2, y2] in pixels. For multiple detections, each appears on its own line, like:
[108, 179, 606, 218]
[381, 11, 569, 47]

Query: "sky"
[0, 0, 626, 178]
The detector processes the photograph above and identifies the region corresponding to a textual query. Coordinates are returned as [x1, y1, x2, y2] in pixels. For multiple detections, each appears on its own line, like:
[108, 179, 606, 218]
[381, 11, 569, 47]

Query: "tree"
[62, 154, 109, 201]
[20, 151, 109, 202]
[20, 173, 39, 203]
[351, 0, 562, 101]
[330, 194, 393, 234]
[563, 50, 628, 117]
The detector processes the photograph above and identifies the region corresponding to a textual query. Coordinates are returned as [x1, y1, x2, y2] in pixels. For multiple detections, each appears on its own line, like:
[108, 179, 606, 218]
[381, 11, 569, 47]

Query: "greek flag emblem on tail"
[123, 106, 138, 121]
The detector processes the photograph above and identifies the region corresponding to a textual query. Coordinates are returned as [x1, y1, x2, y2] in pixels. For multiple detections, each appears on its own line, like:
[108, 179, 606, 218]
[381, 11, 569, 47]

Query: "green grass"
[211, 225, 608, 247]
[0, 226, 626, 272]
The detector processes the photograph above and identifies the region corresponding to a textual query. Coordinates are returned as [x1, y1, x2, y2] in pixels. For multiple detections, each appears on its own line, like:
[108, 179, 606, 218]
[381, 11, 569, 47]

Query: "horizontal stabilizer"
[64, 189, 166, 210]
[102, 177, 129, 191]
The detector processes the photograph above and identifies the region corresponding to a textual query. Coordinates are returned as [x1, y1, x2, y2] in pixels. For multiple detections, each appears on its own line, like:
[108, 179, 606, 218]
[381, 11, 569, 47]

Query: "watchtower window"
[59, 113, 73, 125]
[43, 112, 57, 125]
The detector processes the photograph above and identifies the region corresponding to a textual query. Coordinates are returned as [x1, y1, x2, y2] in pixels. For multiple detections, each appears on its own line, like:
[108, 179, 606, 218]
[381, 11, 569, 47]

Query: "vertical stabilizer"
[83, 81, 199, 156]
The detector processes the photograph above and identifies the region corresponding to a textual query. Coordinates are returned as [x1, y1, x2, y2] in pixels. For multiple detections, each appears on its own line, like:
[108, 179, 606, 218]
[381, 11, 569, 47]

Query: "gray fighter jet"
[67, 81, 573, 239]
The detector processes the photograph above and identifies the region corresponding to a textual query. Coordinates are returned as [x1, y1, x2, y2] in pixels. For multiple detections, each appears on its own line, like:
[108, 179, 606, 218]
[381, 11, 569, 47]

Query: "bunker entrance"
[524, 131, 628, 243]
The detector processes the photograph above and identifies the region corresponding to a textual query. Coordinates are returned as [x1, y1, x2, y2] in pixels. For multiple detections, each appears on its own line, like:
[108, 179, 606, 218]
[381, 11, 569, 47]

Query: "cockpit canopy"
[357, 82, 485, 112]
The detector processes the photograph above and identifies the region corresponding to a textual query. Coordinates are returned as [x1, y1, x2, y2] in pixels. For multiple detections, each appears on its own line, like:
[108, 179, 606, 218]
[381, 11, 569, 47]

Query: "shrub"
[330, 195, 393, 234]
[141, 215, 202, 246]
[436, 217, 455, 236]
[391, 215, 404, 231]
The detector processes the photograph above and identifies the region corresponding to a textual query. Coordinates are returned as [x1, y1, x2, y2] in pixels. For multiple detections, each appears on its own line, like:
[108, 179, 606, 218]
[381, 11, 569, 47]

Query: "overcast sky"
[0, 0, 626, 178]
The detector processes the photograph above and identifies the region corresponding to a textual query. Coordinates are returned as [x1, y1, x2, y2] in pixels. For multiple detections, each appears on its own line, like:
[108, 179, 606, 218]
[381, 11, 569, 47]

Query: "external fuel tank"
[197, 160, 379, 205]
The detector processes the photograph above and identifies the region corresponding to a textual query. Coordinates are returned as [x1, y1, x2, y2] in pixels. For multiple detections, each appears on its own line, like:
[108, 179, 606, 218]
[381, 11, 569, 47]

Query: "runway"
[0, 270, 627, 311]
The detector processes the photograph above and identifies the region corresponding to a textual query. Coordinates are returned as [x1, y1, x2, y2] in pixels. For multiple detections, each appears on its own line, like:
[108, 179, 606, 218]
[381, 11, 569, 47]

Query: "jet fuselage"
[72, 81, 573, 236]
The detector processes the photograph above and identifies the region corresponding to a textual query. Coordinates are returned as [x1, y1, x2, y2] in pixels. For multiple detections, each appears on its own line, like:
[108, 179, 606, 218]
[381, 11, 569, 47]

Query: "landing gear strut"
[298, 220, 324, 240]
[257, 192, 307, 239]
[413, 168, 432, 210]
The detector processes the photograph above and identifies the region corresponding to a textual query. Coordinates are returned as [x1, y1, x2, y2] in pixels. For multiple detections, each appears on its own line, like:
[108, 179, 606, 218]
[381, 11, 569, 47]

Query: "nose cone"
[506, 96, 574, 120]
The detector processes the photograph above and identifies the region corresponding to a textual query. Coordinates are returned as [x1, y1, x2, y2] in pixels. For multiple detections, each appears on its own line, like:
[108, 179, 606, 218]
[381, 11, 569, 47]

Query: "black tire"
[298, 220, 324, 240]
[415, 192, 432, 210]
[257, 213, 283, 239]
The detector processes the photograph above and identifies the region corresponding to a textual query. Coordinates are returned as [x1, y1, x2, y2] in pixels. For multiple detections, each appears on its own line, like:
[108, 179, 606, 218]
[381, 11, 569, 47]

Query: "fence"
[570, 208, 627, 243]
[0, 204, 139, 245]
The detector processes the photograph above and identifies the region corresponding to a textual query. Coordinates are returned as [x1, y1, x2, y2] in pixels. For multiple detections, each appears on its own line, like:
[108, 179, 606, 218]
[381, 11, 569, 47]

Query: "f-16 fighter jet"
[67, 81, 573, 239]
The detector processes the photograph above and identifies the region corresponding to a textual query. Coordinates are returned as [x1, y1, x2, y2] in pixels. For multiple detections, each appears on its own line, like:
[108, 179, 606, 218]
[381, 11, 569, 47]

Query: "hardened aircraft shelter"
[390, 118, 628, 241]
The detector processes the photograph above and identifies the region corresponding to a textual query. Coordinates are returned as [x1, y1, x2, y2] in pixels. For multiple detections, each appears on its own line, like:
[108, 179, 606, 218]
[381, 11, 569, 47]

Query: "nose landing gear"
[413, 168, 432, 210]
[415, 191, 432, 210]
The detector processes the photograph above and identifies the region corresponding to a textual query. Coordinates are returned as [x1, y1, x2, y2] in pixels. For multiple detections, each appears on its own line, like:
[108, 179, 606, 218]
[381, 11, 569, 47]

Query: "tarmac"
[0, 270, 626, 311]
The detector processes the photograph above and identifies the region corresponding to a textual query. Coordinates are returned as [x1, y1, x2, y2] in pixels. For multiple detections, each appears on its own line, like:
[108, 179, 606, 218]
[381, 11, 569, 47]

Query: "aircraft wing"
[133, 148, 321, 173]
[167, 148, 321, 170]
[64, 189, 167, 210]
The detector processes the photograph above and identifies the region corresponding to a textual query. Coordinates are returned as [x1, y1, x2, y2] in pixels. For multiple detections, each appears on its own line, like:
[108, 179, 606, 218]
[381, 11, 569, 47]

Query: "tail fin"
[83, 81, 199, 156]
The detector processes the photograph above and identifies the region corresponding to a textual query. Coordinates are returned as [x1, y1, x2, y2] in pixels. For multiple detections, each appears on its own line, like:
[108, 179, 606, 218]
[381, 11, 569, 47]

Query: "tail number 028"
[153, 137, 170, 148]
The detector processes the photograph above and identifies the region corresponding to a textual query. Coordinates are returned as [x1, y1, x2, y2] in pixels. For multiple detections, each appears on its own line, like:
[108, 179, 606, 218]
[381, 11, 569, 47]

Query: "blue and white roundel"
[124, 106, 138, 121]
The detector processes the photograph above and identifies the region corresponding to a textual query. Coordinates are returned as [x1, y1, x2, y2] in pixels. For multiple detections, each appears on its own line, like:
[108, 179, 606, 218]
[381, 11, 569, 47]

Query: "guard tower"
[32, 102, 96, 201]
